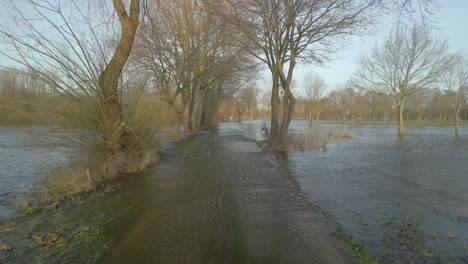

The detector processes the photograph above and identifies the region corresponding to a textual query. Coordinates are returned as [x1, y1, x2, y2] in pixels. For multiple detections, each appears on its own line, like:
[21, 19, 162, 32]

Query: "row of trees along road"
[134, 0, 257, 134]
[0, 0, 455, 159]
[0, 0, 258, 189]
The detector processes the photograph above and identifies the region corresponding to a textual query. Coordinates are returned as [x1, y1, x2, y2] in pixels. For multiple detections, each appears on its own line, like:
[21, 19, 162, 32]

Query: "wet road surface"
[103, 123, 347, 263]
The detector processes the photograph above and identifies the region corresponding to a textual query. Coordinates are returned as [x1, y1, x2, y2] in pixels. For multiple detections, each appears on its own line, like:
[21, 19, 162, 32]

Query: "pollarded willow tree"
[0, 0, 156, 187]
[353, 24, 455, 136]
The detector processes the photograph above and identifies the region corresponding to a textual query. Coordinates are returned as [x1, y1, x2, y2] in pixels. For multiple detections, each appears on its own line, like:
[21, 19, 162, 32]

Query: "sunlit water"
[1, 122, 467, 263]
[244, 120, 468, 262]
[0, 126, 70, 219]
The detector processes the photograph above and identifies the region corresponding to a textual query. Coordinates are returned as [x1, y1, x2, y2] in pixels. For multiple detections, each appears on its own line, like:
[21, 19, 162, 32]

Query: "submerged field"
[246, 120, 468, 262]
[1, 122, 467, 263]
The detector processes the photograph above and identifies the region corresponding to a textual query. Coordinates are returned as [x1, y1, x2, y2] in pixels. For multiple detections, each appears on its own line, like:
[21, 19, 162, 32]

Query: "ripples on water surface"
[1, 122, 467, 263]
[0, 126, 70, 219]
[246, 121, 468, 262]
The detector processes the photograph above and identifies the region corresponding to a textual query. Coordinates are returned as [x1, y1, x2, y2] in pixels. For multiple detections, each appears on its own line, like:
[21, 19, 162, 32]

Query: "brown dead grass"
[41, 164, 96, 202]
[41, 127, 159, 202]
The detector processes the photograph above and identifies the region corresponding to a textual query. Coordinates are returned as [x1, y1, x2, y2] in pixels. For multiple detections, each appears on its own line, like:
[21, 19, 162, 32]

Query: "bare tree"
[99, 0, 141, 152]
[135, 0, 255, 134]
[302, 73, 326, 125]
[226, 0, 436, 148]
[231, 85, 258, 123]
[0, 0, 156, 187]
[229, 0, 383, 148]
[353, 24, 454, 136]
[441, 55, 468, 136]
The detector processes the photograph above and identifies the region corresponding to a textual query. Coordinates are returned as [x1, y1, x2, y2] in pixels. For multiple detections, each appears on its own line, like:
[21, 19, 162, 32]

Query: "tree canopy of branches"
[440, 55, 468, 136]
[0, 0, 159, 190]
[302, 73, 326, 125]
[134, 0, 257, 134]
[231, 85, 259, 123]
[352, 24, 454, 136]
[229, 0, 381, 148]
[225, 0, 436, 148]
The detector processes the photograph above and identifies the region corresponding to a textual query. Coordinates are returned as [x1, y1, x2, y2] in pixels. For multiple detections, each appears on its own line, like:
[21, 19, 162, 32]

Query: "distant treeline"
[220, 86, 468, 123]
[293, 87, 468, 122]
[0, 70, 176, 126]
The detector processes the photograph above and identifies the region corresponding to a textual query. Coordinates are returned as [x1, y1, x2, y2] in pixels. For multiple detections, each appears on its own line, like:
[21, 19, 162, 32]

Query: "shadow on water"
[2, 122, 467, 263]
[279, 123, 468, 263]
[1, 125, 347, 263]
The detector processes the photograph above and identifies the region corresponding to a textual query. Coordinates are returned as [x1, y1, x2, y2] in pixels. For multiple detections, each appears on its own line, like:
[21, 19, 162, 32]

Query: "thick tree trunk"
[176, 112, 185, 136]
[279, 89, 296, 149]
[237, 111, 242, 123]
[189, 85, 206, 133]
[316, 111, 320, 125]
[308, 105, 313, 125]
[99, 0, 140, 152]
[183, 106, 190, 135]
[193, 99, 204, 131]
[200, 89, 219, 129]
[270, 72, 280, 145]
[398, 104, 405, 136]
[455, 111, 460, 136]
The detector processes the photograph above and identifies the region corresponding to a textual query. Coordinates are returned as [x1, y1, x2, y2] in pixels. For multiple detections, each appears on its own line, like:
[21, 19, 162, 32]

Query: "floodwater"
[0, 126, 70, 219]
[1, 124, 346, 263]
[1, 122, 468, 263]
[246, 121, 468, 263]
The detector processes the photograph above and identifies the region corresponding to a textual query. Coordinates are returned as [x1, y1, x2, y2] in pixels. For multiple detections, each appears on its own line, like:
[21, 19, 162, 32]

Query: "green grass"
[72, 225, 103, 243]
[32, 233, 68, 247]
[255, 140, 268, 150]
[332, 219, 378, 264]
[16, 202, 36, 216]
[421, 250, 434, 258]
[344, 237, 378, 264]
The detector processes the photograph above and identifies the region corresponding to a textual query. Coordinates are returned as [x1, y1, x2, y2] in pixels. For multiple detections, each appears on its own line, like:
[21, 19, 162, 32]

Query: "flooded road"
[1, 124, 346, 263]
[1, 122, 467, 263]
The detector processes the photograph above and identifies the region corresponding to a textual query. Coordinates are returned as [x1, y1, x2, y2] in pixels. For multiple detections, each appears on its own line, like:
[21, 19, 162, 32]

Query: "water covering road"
[2, 122, 467, 263]
[104, 123, 347, 263]
[1, 123, 347, 263]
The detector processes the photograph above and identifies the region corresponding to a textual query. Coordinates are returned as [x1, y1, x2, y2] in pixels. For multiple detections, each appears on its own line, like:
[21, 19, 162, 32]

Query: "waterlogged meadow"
[0, 127, 71, 219]
[245, 121, 468, 262]
[1, 123, 467, 263]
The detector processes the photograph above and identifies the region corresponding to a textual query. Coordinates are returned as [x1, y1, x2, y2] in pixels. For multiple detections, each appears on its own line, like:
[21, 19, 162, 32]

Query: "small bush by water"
[36, 95, 161, 202]
[41, 138, 158, 202]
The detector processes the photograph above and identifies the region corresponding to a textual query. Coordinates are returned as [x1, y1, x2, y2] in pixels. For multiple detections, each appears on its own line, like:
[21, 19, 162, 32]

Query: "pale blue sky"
[291, 0, 468, 92]
[2, 1, 467, 95]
